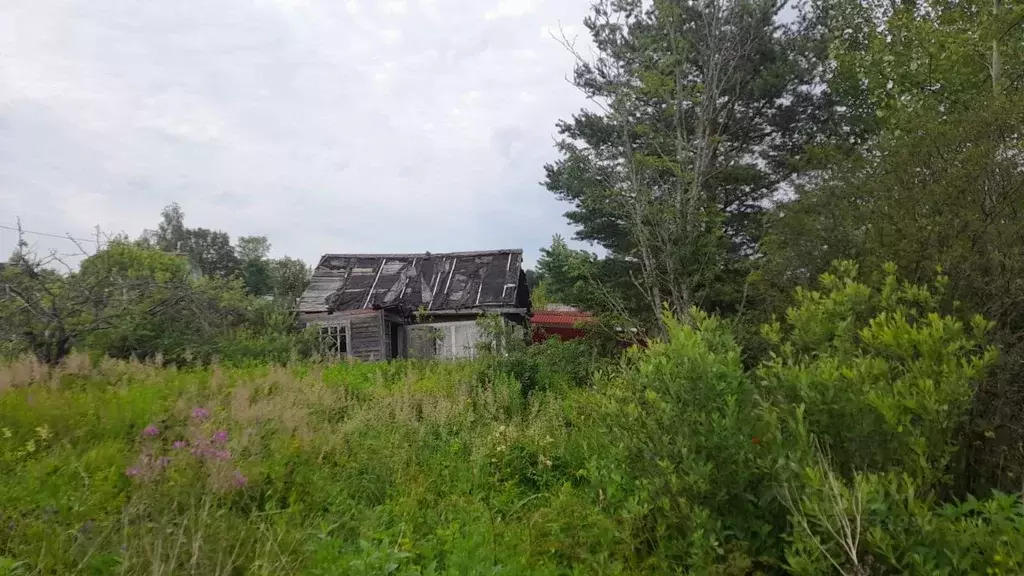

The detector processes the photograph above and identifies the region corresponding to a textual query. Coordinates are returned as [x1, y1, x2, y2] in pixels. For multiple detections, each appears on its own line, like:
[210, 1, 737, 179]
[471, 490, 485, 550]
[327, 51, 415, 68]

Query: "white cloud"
[485, 0, 541, 20]
[0, 0, 596, 267]
[382, 1, 408, 15]
[379, 28, 402, 44]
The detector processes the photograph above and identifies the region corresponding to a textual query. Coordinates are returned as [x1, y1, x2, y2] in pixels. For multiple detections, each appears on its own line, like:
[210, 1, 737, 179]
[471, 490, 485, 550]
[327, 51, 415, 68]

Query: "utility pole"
[15, 217, 26, 259]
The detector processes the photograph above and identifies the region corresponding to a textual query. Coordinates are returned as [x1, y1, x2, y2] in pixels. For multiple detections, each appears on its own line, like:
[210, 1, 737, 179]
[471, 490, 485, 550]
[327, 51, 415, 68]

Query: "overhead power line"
[0, 223, 100, 243]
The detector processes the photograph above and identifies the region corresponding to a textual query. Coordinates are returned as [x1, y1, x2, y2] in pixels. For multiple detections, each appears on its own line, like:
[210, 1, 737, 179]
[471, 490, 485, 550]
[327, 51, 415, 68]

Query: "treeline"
[529, 0, 1024, 496]
[0, 204, 314, 366]
[142, 203, 310, 300]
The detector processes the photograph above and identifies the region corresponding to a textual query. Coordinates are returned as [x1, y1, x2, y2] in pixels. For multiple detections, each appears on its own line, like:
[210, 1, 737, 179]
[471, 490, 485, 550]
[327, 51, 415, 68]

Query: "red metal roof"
[530, 310, 595, 328]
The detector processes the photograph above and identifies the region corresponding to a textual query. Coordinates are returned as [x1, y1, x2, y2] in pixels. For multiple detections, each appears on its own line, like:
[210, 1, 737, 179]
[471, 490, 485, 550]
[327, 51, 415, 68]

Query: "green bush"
[475, 315, 607, 398]
[1, 264, 1021, 575]
[758, 262, 996, 489]
[568, 262, 1017, 573]
[574, 311, 780, 570]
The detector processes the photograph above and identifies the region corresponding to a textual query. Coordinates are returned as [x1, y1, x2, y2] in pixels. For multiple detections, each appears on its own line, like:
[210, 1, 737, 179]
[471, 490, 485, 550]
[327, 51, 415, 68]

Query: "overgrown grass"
[3, 266, 1024, 575]
[0, 354, 610, 575]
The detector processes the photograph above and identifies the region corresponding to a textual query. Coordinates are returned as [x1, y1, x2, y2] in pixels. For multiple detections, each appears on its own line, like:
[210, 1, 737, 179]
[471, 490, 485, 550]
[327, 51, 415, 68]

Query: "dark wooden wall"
[298, 310, 384, 362]
[349, 312, 384, 362]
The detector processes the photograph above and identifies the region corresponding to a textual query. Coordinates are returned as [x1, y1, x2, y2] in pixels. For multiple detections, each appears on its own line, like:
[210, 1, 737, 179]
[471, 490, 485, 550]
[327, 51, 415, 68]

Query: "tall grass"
[0, 354, 607, 575]
[3, 267, 1023, 576]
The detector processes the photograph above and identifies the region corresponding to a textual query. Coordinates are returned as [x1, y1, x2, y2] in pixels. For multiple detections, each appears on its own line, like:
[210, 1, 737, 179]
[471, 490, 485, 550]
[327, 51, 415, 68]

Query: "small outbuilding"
[530, 304, 596, 343]
[296, 250, 530, 361]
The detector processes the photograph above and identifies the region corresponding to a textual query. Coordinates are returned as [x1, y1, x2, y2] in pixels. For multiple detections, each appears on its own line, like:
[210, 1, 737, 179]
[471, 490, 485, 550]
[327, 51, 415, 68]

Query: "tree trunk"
[993, 0, 1002, 95]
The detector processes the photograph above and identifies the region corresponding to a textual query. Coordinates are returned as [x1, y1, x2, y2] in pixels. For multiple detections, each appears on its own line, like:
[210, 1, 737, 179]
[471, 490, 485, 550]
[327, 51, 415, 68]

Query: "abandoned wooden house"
[296, 250, 530, 361]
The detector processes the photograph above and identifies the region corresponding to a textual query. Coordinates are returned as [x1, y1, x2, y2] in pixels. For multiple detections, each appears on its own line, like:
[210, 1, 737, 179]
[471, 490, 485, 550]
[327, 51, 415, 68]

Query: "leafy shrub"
[758, 262, 997, 490]
[786, 461, 1024, 575]
[576, 312, 780, 570]
[570, 262, 1017, 573]
[475, 314, 606, 398]
[1, 264, 1021, 575]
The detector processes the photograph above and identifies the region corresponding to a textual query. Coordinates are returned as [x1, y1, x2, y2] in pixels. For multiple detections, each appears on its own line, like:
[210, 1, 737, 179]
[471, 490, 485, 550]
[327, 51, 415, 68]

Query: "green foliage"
[148, 204, 310, 301]
[179, 227, 240, 281]
[0, 259, 77, 364]
[756, 0, 1024, 494]
[534, 235, 599, 310]
[543, 0, 828, 331]
[581, 311, 777, 569]
[1, 242, 201, 366]
[267, 256, 311, 303]
[0, 357, 586, 575]
[0, 266, 1021, 574]
[785, 464, 1024, 575]
[759, 262, 996, 490]
[35, 240, 311, 366]
[1, 206, 312, 367]
[571, 265, 1017, 573]
[475, 314, 604, 398]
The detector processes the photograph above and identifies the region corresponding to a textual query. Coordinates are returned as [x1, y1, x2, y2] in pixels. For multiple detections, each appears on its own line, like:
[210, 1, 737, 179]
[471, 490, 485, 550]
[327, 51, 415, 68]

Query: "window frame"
[317, 321, 351, 359]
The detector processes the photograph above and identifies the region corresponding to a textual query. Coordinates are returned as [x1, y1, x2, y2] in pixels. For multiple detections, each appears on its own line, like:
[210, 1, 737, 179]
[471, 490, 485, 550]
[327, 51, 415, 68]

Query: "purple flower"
[125, 467, 141, 477]
[142, 425, 159, 438]
[172, 440, 187, 450]
[157, 457, 171, 468]
[213, 449, 231, 461]
[212, 430, 228, 444]
[232, 471, 248, 488]
[191, 407, 210, 420]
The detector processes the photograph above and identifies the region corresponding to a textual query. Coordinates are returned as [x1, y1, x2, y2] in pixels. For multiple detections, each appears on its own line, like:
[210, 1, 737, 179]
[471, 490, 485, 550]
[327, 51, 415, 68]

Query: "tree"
[236, 236, 273, 296]
[534, 236, 596, 308]
[150, 203, 241, 280]
[236, 236, 271, 262]
[182, 228, 239, 280]
[545, 0, 828, 333]
[757, 0, 1024, 494]
[0, 241, 190, 365]
[1, 253, 81, 365]
[267, 257, 310, 303]
[146, 204, 308, 303]
[523, 269, 543, 291]
[156, 202, 187, 252]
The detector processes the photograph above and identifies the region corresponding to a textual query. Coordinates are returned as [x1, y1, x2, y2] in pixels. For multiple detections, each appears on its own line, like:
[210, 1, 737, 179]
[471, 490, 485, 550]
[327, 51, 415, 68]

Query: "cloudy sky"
[0, 0, 596, 268]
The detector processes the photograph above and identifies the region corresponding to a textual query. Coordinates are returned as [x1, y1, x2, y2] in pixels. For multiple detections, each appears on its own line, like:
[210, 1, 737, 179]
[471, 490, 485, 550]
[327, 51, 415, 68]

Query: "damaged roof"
[297, 249, 529, 315]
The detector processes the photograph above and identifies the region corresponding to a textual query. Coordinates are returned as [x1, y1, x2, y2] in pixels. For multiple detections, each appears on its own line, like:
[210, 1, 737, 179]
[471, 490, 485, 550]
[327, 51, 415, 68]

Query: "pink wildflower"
[157, 457, 171, 468]
[213, 449, 231, 461]
[232, 471, 248, 488]
[212, 430, 228, 444]
[191, 407, 210, 421]
[125, 467, 141, 477]
[142, 425, 159, 438]
[172, 440, 187, 450]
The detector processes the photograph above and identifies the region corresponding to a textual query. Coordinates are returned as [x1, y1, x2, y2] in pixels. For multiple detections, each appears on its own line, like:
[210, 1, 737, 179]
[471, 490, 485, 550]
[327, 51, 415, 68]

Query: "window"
[319, 324, 348, 358]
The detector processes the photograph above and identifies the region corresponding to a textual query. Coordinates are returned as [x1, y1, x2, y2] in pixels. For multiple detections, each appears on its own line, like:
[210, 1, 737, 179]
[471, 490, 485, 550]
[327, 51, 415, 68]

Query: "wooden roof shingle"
[297, 249, 528, 315]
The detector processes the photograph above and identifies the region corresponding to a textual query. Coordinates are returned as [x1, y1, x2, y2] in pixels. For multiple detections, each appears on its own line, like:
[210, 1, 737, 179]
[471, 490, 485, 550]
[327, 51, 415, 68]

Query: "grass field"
[2, 293, 1023, 575]
[0, 354, 619, 575]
